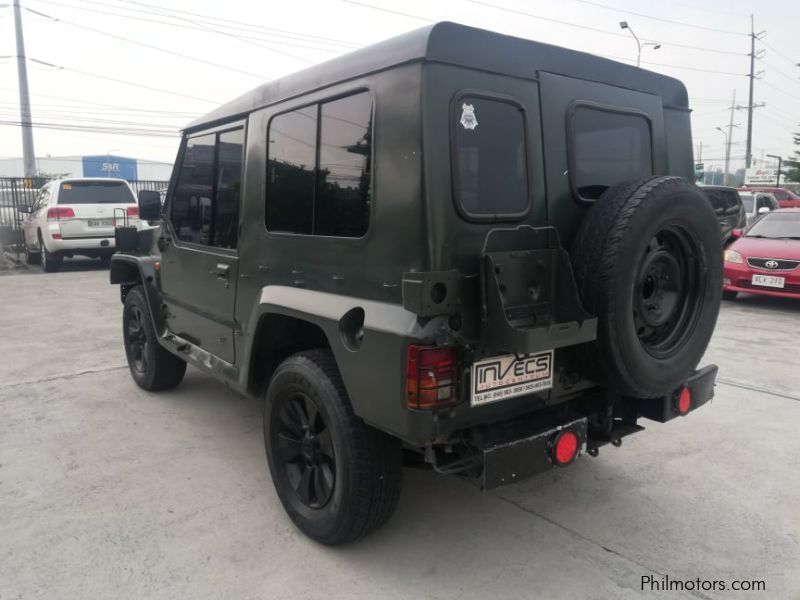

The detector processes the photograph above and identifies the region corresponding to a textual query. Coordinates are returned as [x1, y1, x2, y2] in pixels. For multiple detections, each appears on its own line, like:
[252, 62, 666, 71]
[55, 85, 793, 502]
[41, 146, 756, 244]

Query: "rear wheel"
[264, 350, 402, 545]
[123, 286, 186, 391]
[24, 240, 40, 265]
[38, 232, 62, 273]
[571, 176, 723, 398]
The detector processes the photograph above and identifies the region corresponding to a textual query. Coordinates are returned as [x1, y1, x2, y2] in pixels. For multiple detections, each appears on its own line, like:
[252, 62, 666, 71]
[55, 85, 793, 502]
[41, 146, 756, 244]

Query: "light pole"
[619, 21, 660, 67]
[766, 154, 782, 186]
[716, 126, 730, 186]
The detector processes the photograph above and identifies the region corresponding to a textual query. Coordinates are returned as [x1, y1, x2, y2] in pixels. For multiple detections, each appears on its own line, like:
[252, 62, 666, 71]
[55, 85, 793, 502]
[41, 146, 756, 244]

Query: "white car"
[19, 178, 140, 272]
[738, 191, 779, 227]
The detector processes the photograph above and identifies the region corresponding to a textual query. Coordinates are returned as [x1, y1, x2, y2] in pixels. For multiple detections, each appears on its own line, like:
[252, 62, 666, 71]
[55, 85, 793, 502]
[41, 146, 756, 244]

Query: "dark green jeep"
[111, 23, 722, 545]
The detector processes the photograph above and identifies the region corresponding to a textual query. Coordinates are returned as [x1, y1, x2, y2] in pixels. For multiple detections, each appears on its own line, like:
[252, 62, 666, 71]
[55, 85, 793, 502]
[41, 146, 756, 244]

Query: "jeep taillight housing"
[405, 345, 459, 409]
[47, 207, 74, 220]
[126, 206, 139, 218]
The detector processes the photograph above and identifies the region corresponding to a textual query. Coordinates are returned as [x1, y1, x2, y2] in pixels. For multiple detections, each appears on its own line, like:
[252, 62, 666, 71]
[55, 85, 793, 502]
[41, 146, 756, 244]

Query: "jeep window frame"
[566, 100, 655, 205]
[449, 90, 532, 223]
[264, 88, 375, 240]
[166, 119, 247, 254]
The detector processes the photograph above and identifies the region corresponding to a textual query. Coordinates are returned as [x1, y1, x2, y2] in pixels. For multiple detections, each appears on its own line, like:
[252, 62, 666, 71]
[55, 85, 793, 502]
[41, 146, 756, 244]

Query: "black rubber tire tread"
[123, 286, 187, 391]
[571, 176, 723, 398]
[265, 349, 402, 545]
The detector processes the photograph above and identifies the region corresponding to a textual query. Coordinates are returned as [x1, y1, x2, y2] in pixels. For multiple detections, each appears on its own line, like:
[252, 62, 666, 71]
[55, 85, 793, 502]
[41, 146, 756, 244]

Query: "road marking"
[717, 378, 800, 403]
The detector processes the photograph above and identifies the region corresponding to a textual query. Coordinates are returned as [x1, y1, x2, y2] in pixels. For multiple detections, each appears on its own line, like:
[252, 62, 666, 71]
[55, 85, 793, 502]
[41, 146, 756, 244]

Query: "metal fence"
[0, 177, 169, 256]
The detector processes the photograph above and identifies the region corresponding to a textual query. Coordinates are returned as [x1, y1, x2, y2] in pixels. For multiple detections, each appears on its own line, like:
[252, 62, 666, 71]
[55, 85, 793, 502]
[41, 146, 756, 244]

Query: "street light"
[766, 154, 782, 186]
[619, 21, 660, 67]
[716, 127, 730, 186]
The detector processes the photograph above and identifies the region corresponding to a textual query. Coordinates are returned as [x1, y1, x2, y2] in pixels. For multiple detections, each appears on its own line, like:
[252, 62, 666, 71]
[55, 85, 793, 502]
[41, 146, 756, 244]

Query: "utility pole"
[13, 0, 37, 178]
[744, 15, 766, 169]
[716, 90, 738, 186]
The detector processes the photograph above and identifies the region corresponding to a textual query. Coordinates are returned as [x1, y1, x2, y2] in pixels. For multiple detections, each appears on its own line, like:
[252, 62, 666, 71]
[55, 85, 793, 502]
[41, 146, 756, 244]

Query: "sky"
[0, 0, 798, 173]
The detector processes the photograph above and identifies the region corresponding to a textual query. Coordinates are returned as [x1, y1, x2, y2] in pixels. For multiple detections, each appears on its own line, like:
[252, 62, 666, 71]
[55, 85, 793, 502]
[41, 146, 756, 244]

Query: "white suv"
[20, 178, 141, 272]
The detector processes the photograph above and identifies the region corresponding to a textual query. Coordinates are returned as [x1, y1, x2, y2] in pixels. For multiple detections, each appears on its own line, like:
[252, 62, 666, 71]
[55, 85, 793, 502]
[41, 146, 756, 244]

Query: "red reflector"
[126, 206, 139, 218]
[47, 206, 75, 220]
[677, 387, 691, 415]
[405, 345, 459, 410]
[552, 430, 579, 466]
[51, 233, 62, 240]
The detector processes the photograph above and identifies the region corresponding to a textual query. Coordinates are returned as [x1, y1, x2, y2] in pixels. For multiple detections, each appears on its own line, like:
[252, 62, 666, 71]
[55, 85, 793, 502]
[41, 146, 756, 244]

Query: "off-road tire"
[38, 232, 62, 273]
[722, 290, 738, 301]
[571, 176, 723, 398]
[122, 286, 187, 391]
[264, 349, 403, 545]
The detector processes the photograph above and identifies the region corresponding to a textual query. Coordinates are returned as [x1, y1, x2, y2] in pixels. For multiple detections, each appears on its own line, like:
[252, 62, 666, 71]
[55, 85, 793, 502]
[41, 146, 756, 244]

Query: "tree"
[784, 132, 800, 183]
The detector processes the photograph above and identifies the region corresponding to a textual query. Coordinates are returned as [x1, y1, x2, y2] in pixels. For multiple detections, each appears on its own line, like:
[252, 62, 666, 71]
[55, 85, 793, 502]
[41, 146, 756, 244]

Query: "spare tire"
[571, 176, 723, 398]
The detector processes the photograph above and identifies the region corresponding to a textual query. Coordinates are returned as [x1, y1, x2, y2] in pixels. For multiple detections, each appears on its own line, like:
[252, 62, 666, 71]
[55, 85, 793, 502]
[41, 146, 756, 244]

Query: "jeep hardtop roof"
[186, 21, 689, 133]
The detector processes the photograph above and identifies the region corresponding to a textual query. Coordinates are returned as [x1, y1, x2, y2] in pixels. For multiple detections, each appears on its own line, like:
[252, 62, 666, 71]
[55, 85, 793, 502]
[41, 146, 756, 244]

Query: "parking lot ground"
[1, 264, 799, 599]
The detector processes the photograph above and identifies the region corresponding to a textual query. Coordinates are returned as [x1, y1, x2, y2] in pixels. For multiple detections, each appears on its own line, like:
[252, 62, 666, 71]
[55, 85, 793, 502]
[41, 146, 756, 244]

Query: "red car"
[739, 187, 800, 209]
[723, 209, 800, 300]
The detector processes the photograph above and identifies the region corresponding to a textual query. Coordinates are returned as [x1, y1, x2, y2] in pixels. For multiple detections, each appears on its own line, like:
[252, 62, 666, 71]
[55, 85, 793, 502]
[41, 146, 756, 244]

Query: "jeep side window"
[267, 92, 372, 237]
[171, 127, 244, 249]
[452, 96, 529, 219]
[570, 106, 653, 201]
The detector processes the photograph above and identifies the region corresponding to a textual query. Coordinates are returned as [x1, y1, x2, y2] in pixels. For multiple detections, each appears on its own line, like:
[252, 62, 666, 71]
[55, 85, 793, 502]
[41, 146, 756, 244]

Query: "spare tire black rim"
[273, 393, 335, 509]
[633, 225, 703, 358]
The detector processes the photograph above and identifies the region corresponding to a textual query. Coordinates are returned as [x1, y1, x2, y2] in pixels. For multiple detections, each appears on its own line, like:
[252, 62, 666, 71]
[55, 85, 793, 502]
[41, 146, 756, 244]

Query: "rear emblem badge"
[460, 103, 478, 130]
[765, 260, 779, 269]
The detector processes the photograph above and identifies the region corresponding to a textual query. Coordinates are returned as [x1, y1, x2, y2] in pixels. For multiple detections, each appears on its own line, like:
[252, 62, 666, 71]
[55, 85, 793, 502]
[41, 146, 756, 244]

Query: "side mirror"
[757, 206, 771, 215]
[730, 228, 743, 239]
[138, 190, 162, 221]
[16, 205, 31, 214]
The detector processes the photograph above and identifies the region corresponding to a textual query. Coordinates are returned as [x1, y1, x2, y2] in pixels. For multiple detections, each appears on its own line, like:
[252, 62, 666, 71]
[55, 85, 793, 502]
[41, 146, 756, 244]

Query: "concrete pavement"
[1, 261, 798, 599]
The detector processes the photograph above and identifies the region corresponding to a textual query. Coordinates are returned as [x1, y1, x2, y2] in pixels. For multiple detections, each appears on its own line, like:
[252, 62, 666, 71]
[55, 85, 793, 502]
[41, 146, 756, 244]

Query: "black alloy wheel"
[272, 392, 336, 509]
[125, 304, 149, 375]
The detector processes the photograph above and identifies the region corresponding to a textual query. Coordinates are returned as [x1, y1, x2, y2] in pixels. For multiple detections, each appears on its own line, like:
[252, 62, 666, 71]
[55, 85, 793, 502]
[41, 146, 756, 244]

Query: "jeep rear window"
[570, 106, 653, 201]
[58, 181, 135, 204]
[452, 97, 528, 219]
[266, 91, 372, 237]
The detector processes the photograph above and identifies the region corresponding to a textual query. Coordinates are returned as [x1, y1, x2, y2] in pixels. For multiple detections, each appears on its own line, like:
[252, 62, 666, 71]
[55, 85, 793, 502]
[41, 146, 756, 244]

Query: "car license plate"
[471, 350, 553, 407]
[752, 274, 785, 288]
[88, 218, 114, 227]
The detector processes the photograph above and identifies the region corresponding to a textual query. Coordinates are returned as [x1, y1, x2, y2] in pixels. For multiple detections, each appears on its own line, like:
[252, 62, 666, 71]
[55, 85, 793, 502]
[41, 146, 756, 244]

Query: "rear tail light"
[47, 207, 75, 220]
[676, 387, 692, 416]
[405, 345, 459, 409]
[552, 430, 579, 466]
[126, 206, 139, 218]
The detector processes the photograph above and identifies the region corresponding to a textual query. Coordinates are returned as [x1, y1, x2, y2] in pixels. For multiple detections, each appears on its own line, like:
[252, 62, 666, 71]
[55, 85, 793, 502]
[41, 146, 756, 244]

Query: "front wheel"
[264, 350, 402, 545]
[722, 290, 738, 301]
[123, 286, 187, 391]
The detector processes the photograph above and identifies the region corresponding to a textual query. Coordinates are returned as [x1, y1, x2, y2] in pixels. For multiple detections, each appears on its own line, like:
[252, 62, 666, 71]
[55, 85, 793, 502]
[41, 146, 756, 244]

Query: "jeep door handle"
[212, 263, 230, 279]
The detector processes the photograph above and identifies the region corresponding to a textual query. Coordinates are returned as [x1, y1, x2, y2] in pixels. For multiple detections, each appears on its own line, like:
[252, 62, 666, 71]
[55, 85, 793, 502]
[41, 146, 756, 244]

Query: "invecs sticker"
[470, 351, 553, 406]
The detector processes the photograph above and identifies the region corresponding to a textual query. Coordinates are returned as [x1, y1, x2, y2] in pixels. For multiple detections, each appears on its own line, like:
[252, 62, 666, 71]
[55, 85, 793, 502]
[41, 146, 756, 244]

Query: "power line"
[26, 57, 220, 104]
[0, 119, 179, 137]
[111, 0, 361, 48]
[25, 7, 271, 79]
[29, 0, 357, 53]
[761, 59, 800, 87]
[762, 80, 800, 103]
[759, 38, 799, 68]
[0, 85, 201, 116]
[568, 0, 747, 36]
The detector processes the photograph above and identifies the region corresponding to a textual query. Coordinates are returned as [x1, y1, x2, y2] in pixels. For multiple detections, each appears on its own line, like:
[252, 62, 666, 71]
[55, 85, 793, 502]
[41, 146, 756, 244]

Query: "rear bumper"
[465, 365, 718, 490]
[47, 236, 117, 252]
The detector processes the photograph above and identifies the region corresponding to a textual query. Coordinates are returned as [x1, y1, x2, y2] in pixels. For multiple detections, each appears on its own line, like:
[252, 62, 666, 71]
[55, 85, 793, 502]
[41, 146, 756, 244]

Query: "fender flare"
[109, 254, 167, 336]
